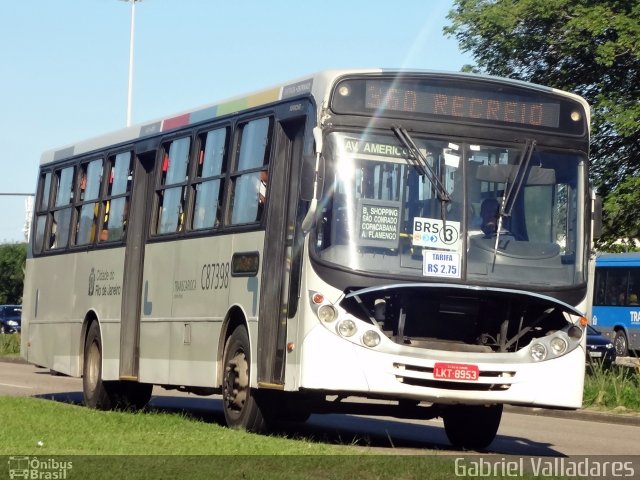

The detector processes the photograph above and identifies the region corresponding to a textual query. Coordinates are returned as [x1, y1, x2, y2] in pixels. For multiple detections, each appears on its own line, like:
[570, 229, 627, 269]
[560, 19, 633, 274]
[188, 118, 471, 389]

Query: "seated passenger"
[480, 198, 500, 236]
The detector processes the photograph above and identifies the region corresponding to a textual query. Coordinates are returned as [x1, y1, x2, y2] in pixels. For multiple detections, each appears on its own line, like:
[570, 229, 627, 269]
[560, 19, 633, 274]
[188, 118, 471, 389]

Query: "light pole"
[122, 0, 142, 127]
[0, 193, 35, 242]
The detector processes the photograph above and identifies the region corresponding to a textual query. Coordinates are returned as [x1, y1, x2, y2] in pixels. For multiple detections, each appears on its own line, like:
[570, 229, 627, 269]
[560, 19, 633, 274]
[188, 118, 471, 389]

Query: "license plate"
[588, 351, 603, 358]
[433, 362, 479, 381]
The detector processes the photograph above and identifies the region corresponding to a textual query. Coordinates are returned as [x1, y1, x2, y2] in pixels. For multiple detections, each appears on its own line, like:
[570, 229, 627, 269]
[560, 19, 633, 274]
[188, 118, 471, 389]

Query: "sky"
[0, 0, 473, 243]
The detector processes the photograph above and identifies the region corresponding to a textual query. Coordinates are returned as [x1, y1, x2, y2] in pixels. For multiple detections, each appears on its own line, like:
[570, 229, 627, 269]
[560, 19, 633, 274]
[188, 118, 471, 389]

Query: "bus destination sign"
[365, 80, 560, 129]
[331, 77, 586, 135]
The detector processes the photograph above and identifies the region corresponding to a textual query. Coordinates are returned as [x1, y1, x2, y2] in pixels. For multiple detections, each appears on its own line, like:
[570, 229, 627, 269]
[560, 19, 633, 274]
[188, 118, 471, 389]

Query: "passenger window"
[230, 117, 272, 225]
[75, 159, 103, 245]
[100, 152, 133, 242]
[628, 269, 640, 306]
[40, 172, 52, 210]
[157, 136, 191, 234]
[33, 171, 52, 254]
[192, 128, 227, 230]
[49, 166, 76, 249]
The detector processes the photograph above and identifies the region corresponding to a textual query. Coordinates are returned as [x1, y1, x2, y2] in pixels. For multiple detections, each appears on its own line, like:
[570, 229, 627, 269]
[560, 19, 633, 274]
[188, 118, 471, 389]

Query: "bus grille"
[393, 362, 514, 391]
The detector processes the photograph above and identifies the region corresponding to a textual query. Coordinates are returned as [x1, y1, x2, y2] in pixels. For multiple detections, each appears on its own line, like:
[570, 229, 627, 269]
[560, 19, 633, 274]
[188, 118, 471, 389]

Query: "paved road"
[2, 360, 639, 455]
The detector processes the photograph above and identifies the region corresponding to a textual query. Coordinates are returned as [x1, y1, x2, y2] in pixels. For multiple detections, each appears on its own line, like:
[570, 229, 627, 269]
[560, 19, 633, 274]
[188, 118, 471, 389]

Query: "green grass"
[0, 396, 339, 455]
[583, 361, 640, 411]
[0, 333, 20, 356]
[0, 396, 464, 480]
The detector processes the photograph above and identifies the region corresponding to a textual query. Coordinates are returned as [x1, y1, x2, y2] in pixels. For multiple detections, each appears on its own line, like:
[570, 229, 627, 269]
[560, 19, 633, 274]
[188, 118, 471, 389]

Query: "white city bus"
[22, 69, 592, 449]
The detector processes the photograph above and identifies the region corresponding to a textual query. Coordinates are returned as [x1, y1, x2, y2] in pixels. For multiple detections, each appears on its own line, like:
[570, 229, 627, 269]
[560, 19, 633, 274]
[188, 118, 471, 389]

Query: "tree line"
[445, 0, 639, 250]
[0, 243, 26, 304]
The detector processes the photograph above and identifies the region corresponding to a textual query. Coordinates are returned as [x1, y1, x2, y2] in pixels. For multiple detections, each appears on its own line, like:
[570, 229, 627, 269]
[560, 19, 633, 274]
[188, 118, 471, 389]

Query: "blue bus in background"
[589, 253, 640, 356]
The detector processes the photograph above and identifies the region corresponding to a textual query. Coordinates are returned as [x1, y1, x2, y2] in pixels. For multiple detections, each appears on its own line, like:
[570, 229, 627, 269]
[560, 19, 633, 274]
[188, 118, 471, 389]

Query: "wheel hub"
[86, 342, 100, 393]
[224, 351, 248, 411]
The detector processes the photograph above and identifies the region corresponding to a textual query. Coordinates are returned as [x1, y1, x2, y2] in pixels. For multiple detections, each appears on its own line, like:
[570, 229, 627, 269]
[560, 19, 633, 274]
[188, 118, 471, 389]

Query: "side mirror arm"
[301, 127, 323, 233]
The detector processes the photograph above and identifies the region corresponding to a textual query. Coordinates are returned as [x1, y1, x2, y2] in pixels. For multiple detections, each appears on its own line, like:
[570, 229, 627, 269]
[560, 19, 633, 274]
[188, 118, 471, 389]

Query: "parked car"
[586, 325, 616, 367]
[0, 305, 22, 334]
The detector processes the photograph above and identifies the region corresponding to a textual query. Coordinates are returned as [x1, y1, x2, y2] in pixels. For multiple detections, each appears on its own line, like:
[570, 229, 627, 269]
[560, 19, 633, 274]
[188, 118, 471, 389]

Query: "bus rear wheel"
[443, 404, 503, 450]
[82, 322, 152, 410]
[614, 330, 628, 357]
[222, 325, 268, 432]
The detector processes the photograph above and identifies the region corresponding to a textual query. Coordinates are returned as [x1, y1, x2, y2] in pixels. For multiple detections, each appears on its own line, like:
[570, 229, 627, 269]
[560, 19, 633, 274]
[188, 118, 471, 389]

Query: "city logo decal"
[88, 268, 95, 296]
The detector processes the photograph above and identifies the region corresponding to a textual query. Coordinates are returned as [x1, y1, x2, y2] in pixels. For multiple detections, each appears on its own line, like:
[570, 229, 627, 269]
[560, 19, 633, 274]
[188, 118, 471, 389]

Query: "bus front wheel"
[614, 330, 628, 357]
[222, 325, 268, 432]
[443, 404, 503, 450]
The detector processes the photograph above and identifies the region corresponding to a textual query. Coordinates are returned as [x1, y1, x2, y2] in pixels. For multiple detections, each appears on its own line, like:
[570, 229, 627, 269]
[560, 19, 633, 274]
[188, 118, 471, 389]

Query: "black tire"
[443, 404, 503, 450]
[222, 325, 268, 432]
[614, 330, 628, 357]
[82, 322, 152, 410]
[83, 322, 115, 409]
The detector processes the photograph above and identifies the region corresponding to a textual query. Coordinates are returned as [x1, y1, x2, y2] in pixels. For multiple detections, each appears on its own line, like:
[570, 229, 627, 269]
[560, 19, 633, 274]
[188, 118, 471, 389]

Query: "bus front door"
[257, 116, 306, 386]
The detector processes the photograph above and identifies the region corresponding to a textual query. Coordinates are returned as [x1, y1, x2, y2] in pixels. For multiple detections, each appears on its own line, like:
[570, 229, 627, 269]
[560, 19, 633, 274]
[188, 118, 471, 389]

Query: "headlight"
[317, 305, 338, 323]
[550, 336, 568, 355]
[7, 320, 18, 326]
[530, 343, 547, 361]
[362, 330, 381, 348]
[567, 325, 582, 340]
[337, 319, 357, 337]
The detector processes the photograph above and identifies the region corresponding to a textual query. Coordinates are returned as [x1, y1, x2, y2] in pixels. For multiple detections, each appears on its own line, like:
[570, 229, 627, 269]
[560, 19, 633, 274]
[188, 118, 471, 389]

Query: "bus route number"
[201, 262, 230, 290]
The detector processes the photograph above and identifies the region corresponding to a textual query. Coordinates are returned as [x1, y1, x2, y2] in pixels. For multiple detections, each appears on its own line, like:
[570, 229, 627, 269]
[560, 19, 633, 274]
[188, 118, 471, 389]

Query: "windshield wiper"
[500, 138, 536, 220]
[492, 139, 536, 271]
[392, 125, 451, 206]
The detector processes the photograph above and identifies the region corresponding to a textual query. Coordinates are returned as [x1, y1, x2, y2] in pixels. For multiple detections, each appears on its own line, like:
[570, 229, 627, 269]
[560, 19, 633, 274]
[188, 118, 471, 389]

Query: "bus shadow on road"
[34, 391, 83, 405]
[143, 396, 565, 456]
[275, 414, 564, 456]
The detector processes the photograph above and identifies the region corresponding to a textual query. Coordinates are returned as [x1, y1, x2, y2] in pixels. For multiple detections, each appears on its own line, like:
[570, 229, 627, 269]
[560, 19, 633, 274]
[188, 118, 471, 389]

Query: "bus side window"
[75, 158, 103, 245]
[156, 137, 190, 234]
[33, 171, 52, 254]
[594, 269, 607, 305]
[229, 117, 272, 225]
[49, 166, 76, 250]
[628, 268, 640, 305]
[100, 151, 133, 242]
[192, 127, 227, 230]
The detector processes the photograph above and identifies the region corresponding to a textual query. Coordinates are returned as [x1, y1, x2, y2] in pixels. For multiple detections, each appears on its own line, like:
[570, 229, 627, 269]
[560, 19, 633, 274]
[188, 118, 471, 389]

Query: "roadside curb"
[0, 356, 27, 364]
[505, 405, 640, 426]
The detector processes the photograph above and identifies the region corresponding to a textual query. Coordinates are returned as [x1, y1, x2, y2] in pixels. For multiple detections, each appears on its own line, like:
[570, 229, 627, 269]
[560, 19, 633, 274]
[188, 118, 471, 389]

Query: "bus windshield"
[314, 131, 586, 289]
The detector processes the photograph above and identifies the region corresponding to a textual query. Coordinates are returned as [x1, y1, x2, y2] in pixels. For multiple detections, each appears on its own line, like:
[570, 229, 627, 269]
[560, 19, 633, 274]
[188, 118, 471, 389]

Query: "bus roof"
[595, 252, 640, 267]
[39, 68, 590, 166]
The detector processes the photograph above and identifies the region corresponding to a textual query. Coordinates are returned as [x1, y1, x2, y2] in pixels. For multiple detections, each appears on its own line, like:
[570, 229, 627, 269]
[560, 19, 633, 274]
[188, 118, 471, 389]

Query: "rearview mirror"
[476, 164, 556, 185]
